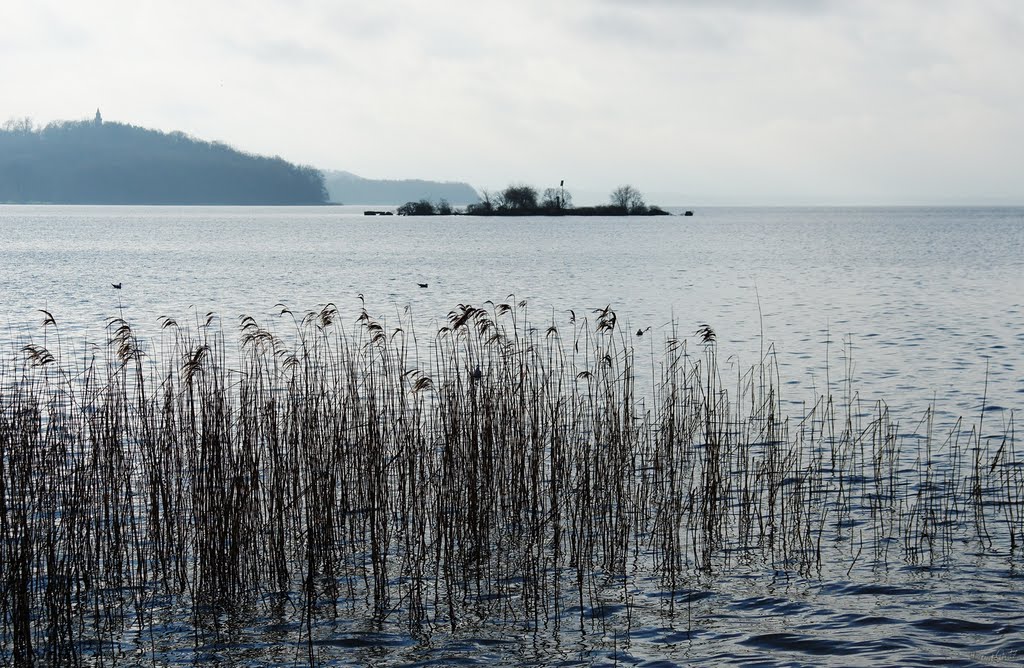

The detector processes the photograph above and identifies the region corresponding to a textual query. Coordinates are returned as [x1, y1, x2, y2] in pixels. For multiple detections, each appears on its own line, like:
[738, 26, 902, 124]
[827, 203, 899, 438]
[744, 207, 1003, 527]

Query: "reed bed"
[0, 301, 1019, 665]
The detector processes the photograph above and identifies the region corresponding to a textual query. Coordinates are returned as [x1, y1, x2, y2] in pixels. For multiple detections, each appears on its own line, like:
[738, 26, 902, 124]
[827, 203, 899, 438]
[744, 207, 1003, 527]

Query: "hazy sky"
[3, 0, 1023, 204]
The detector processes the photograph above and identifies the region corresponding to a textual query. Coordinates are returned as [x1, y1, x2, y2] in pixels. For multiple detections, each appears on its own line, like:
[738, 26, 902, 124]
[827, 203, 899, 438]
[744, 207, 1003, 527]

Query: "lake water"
[1, 204, 1023, 666]
[2, 205, 1022, 420]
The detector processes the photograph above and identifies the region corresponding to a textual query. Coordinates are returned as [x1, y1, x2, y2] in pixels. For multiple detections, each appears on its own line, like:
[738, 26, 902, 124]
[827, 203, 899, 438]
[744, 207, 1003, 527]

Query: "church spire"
[94, 109, 102, 125]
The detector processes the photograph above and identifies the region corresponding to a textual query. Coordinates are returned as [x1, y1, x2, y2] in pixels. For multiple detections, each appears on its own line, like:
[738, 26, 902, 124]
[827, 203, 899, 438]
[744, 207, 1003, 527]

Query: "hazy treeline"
[0, 116, 328, 205]
[323, 169, 479, 205]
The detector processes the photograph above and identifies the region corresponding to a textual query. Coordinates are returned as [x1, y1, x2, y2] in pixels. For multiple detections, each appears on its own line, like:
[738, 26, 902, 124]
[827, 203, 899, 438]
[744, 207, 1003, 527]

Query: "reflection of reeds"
[0, 302, 1019, 663]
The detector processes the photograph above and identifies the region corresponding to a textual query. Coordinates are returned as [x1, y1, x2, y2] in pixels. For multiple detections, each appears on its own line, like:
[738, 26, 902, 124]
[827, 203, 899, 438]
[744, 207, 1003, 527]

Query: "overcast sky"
[3, 0, 1022, 204]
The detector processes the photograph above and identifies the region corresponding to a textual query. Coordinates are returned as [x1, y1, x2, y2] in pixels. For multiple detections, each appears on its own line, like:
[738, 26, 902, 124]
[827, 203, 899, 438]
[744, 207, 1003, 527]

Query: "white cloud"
[1, 0, 1022, 203]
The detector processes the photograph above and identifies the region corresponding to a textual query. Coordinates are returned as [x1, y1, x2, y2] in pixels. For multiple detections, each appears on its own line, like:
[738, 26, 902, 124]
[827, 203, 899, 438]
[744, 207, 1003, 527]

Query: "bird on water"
[111, 283, 122, 289]
[418, 283, 428, 288]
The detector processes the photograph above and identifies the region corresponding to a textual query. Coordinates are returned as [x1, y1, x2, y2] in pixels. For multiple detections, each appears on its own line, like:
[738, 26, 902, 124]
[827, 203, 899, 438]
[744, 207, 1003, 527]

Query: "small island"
[397, 183, 672, 216]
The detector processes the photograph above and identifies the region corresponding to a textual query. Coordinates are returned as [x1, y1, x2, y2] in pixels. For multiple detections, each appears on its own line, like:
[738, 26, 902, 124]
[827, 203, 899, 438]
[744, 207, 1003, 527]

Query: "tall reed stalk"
[0, 302, 1018, 665]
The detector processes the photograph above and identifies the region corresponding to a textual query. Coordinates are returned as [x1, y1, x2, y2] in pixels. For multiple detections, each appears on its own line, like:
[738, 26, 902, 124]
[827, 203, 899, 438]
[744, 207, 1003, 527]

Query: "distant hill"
[0, 114, 327, 205]
[324, 170, 478, 205]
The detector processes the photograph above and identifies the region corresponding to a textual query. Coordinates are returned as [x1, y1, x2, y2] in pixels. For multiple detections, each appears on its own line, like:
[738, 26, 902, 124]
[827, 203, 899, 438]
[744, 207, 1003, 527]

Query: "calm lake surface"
[2, 205, 1022, 419]
[1, 204, 1023, 666]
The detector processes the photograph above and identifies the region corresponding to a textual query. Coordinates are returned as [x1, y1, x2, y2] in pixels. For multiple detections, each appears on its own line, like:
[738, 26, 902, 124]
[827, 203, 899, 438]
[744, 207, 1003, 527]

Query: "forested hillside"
[0, 115, 327, 204]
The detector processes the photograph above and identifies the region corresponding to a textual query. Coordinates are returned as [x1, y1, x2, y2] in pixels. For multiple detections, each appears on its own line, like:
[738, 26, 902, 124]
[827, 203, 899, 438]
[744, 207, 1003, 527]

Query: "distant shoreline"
[459, 206, 673, 217]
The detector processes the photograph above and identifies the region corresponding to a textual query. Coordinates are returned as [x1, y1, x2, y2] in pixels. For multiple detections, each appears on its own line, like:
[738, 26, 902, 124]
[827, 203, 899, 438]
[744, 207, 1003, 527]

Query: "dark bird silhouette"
[471, 365, 483, 381]
[636, 326, 651, 337]
[111, 283, 122, 289]
[418, 283, 428, 288]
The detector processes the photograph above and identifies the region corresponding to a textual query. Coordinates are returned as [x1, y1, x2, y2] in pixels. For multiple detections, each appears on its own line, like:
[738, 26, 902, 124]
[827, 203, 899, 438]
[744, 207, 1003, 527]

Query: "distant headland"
[0, 112, 328, 205]
[323, 170, 479, 206]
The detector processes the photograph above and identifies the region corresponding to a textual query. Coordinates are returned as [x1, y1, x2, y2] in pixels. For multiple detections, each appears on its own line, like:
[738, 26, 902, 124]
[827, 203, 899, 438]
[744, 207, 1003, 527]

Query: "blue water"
[1, 204, 1023, 665]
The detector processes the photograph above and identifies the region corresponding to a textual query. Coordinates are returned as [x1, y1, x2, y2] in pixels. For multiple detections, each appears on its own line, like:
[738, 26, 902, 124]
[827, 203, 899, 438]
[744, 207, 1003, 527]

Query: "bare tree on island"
[472, 189, 495, 213]
[610, 184, 647, 214]
[541, 187, 572, 212]
[462, 181, 668, 216]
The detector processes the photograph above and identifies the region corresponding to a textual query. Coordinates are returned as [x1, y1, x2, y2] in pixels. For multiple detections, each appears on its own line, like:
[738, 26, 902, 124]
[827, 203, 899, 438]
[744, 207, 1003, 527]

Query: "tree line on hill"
[397, 183, 669, 216]
[0, 114, 328, 205]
